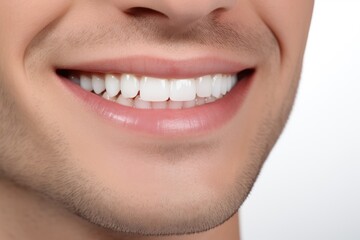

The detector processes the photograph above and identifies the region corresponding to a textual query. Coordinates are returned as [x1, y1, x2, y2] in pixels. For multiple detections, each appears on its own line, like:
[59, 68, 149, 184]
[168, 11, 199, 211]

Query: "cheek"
[0, 1, 73, 121]
[0, 1, 71, 62]
[253, 0, 314, 60]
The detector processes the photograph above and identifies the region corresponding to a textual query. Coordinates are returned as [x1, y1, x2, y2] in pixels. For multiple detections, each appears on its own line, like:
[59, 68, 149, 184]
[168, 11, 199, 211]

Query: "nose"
[117, 0, 236, 27]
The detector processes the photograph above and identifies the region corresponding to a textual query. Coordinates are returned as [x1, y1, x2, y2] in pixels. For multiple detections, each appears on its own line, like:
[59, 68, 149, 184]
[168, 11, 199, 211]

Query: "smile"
[56, 57, 255, 136]
[60, 71, 238, 109]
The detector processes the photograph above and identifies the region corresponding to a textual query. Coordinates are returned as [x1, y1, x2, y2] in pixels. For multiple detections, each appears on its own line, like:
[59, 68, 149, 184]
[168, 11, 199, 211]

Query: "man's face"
[0, 0, 313, 236]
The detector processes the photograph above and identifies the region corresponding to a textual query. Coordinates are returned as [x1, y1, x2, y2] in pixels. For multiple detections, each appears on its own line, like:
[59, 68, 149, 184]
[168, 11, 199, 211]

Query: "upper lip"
[55, 56, 253, 79]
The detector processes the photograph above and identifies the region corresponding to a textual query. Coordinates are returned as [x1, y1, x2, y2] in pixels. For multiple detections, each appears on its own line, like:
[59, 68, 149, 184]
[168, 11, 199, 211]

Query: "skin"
[0, 0, 313, 239]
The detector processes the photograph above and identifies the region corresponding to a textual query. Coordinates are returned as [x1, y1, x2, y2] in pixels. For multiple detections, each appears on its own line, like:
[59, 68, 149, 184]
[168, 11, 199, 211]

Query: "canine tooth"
[211, 74, 222, 98]
[168, 100, 183, 109]
[105, 74, 121, 97]
[117, 94, 134, 107]
[120, 74, 139, 98]
[134, 96, 151, 109]
[80, 75, 93, 91]
[196, 75, 212, 98]
[92, 75, 105, 94]
[221, 75, 228, 95]
[140, 77, 170, 102]
[152, 101, 167, 109]
[170, 79, 196, 101]
[183, 100, 196, 108]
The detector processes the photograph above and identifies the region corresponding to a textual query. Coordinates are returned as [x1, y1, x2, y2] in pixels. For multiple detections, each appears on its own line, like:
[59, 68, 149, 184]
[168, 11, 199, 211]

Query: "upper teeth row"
[76, 73, 237, 102]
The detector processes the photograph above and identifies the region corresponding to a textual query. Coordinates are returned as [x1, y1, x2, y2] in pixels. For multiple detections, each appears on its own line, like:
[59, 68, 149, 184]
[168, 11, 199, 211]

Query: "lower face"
[0, 0, 313, 236]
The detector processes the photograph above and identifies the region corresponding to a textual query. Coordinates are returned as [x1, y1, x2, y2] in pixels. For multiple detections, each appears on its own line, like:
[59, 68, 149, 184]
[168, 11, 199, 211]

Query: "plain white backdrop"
[241, 1, 360, 239]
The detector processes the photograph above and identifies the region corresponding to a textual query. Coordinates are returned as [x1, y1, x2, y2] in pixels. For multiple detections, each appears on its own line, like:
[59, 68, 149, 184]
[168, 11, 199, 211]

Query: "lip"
[56, 57, 255, 137]
[56, 56, 252, 79]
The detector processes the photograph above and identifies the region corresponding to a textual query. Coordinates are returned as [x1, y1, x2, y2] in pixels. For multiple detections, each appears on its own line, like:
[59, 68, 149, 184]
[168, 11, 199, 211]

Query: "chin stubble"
[0, 70, 297, 237]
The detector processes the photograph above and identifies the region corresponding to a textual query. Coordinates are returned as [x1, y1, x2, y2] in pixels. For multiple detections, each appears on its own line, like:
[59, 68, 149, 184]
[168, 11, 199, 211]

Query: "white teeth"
[69, 75, 80, 85]
[105, 74, 121, 97]
[170, 79, 196, 101]
[205, 96, 216, 103]
[120, 74, 139, 98]
[80, 75, 93, 91]
[211, 74, 222, 98]
[226, 76, 232, 92]
[117, 94, 133, 107]
[102, 91, 116, 101]
[196, 75, 212, 98]
[168, 100, 183, 109]
[152, 101, 167, 109]
[231, 75, 237, 88]
[196, 97, 206, 106]
[221, 75, 228, 95]
[183, 100, 196, 108]
[140, 77, 170, 102]
[76, 72, 240, 109]
[92, 75, 105, 94]
[134, 96, 152, 109]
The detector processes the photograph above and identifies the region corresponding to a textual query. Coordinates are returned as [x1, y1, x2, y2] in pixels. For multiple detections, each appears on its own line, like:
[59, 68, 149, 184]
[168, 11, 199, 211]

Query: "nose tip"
[155, 0, 234, 26]
[120, 0, 236, 27]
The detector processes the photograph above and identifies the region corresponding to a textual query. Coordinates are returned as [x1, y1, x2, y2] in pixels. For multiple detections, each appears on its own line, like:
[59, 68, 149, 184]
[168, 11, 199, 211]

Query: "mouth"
[56, 57, 255, 136]
[58, 70, 243, 109]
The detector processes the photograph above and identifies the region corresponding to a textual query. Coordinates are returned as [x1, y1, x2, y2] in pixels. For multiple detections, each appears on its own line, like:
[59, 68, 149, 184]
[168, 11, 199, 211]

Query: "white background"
[241, 1, 360, 239]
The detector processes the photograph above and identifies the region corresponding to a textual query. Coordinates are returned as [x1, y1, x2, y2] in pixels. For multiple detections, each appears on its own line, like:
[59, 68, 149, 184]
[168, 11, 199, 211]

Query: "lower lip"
[59, 73, 253, 137]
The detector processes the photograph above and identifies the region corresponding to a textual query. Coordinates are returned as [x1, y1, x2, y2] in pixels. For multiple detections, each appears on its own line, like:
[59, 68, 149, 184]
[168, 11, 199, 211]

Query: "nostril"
[125, 7, 168, 19]
[210, 7, 228, 16]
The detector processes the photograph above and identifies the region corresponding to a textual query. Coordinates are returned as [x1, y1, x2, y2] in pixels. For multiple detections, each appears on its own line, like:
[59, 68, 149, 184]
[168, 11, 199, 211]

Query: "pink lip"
[56, 57, 254, 137]
[57, 56, 252, 79]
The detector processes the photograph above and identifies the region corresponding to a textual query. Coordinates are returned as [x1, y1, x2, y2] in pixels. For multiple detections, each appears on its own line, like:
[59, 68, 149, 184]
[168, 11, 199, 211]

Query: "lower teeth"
[101, 91, 221, 109]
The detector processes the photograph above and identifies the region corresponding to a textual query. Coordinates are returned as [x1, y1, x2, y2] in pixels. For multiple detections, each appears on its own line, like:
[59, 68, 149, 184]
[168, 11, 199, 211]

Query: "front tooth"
[170, 79, 196, 101]
[120, 74, 139, 98]
[80, 75, 93, 91]
[105, 74, 121, 97]
[211, 74, 222, 98]
[92, 75, 105, 94]
[196, 75, 212, 98]
[140, 77, 169, 102]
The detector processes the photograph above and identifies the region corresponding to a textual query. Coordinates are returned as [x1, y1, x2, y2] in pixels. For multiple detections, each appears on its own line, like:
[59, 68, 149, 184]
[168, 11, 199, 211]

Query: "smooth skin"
[0, 0, 314, 239]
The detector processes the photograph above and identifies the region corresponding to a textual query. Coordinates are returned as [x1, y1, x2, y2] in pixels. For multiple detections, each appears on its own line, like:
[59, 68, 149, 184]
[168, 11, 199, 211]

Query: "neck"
[0, 180, 241, 240]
